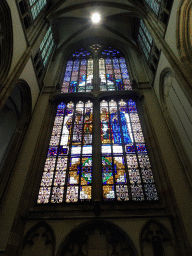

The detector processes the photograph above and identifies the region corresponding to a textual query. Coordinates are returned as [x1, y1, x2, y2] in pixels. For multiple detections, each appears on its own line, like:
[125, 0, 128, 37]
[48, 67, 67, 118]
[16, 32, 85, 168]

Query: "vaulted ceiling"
[46, 0, 146, 55]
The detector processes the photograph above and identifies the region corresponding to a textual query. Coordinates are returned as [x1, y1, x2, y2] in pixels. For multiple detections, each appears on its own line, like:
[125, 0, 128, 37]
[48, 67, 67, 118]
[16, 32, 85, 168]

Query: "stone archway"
[58, 220, 138, 256]
[0, 79, 32, 201]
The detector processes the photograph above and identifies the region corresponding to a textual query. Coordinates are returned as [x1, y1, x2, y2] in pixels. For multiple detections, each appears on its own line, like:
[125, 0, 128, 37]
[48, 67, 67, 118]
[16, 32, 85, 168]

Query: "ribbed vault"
[47, 0, 146, 55]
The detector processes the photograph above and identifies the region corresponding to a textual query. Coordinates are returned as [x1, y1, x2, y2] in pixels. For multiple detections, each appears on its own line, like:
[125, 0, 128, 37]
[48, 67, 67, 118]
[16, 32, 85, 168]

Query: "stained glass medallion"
[37, 101, 93, 203]
[100, 99, 158, 201]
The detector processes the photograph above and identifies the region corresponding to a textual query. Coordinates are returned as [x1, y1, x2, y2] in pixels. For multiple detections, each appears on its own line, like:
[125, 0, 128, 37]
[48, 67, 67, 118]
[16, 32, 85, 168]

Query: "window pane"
[37, 101, 93, 204]
[138, 21, 153, 60]
[61, 47, 132, 93]
[99, 48, 132, 91]
[144, 0, 160, 15]
[30, 0, 47, 20]
[61, 50, 93, 93]
[39, 27, 54, 67]
[100, 99, 158, 201]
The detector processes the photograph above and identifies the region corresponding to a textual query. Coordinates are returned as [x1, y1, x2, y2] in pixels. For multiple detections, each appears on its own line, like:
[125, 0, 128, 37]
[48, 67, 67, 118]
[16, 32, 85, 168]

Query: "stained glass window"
[99, 48, 131, 91]
[138, 21, 153, 60]
[29, 0, 47, 20]
[144, 0, 160, 15]
[61, 47, 131, 93]
[61, 50, 93, 93]
[38, 45, 159, 204]
[37, 100, 93, 203]
[100, 99, 158, 201]
[38, 98, 158, 204]
[39, 26, 54, 66]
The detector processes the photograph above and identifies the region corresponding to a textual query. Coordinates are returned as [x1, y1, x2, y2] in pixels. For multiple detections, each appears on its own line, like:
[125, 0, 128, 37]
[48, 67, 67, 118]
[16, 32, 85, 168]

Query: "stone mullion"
[93, 52, 99, 91]
[92, 97, 102, 201]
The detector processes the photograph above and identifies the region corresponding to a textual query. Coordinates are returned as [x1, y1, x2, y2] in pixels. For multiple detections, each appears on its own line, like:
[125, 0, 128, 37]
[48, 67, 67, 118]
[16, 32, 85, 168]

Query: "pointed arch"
[23, 221, 55, 256]
[57, 220, 138, 256]
[140, 219, 175, 256]
[0, 79, 32, 201]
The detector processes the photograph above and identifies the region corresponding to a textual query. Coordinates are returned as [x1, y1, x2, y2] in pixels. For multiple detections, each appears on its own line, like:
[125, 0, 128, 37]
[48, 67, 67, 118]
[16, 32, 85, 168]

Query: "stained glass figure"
[99, 47, 132, 91]
[61, 50, 93, 93]
[100, 99, 158, 201]
[37, 101, 93, 203]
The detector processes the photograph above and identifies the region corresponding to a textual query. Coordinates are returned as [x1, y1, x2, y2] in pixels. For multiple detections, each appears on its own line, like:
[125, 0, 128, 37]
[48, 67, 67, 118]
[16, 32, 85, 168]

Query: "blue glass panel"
[136, 143, 147, 154]
[48, 147, 58, 156]
[69, 82, 78, 92]
[58, 146, 68, 156]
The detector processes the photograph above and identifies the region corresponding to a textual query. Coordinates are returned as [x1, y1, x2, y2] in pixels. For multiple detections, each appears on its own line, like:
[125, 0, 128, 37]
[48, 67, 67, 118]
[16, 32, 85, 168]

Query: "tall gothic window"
[29, 0, 47, 20]
[138, 21, 153, 60]
[38, 100, 93, 203]
[39, 26, 54, 67]
[144, 0, 173, 25]
[100, 99, 158, 201]
[144, 0, 160, 15]
[99, 48, 131, 91]
[37, 47, 158, 204]
[61, 47, 131, 93]
[61, 50, 93, 93]
[138, 21, 161, 77]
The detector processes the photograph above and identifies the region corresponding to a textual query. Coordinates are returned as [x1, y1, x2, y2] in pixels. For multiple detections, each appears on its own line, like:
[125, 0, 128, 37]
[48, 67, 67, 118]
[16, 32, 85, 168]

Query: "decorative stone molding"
[177, 0, 192, 73]
[159, 68, 192, 187]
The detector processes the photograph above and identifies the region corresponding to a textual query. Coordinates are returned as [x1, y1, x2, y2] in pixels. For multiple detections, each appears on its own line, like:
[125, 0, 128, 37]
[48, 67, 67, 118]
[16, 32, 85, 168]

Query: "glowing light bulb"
[91, 13, 101, 24]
